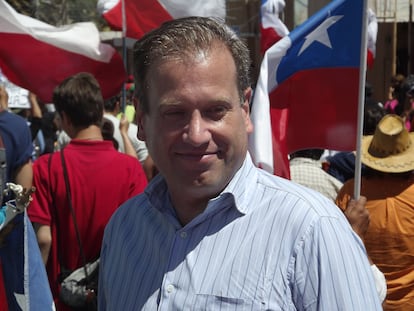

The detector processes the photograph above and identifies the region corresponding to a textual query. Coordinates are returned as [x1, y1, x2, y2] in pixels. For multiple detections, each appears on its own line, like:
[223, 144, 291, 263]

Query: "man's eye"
[163, 110, 184, 117]
[206, 106, 228, 119]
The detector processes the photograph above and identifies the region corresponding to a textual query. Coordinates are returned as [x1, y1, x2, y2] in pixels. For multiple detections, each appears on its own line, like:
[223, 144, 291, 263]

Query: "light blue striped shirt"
[99, 153, 381, 310]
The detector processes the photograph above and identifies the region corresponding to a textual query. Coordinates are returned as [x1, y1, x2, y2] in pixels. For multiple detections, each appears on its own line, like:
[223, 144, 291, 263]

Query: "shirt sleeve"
[27, 155, 52, 225]
[371, 264, 387, 303]
[291, 215, 382, 310]
[13, 119, 33, 170]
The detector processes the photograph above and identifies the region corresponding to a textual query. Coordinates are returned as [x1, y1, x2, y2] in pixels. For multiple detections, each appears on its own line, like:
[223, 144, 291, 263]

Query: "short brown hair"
[132, 16, 251, 113]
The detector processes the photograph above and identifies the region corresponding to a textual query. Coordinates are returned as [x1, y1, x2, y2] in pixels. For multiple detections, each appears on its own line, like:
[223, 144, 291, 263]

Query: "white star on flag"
[298, 15, 343, 55]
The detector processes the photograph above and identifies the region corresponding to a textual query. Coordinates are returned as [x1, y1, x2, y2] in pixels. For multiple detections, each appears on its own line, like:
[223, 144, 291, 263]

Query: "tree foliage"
[5, 0, 107, 29]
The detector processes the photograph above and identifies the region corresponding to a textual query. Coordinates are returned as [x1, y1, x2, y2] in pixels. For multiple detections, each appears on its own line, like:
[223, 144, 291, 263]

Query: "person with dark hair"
[336, 114, 414, 310]
[28, 72, 148, 310]
[103, 95, 157, 181]
[290, 148, 343, 201]
[384, 74, 407, 116]
[99, 17, 381, 310]
[0, 86, 53, 310]
[101, 117, 118, 149]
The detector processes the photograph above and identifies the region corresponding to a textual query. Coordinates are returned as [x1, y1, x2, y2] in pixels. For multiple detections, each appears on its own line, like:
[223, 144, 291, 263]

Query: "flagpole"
[121, 0, 127, 113]
[353, 0, 369, 199]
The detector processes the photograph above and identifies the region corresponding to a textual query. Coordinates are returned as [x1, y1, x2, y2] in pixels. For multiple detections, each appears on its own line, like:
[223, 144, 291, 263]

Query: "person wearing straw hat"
[336, 114, 414, 311]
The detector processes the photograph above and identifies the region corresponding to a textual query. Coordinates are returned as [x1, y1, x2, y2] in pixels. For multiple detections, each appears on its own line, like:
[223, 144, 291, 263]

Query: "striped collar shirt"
[99, 153, 381, 310]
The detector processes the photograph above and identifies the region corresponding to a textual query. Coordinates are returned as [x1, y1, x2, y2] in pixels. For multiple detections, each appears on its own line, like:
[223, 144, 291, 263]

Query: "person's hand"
[344, 196, 370, 239]
[28, 92, 37, 104]
[0, 86, 9, 109]
[119, 114, 130, 135]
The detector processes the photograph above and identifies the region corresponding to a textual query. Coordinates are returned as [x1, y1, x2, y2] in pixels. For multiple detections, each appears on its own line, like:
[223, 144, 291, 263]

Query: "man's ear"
[60, 111, 68, 126]
[242, 87, 253, 134]
[135, 107, 146, 141]
[59, 111, 75, 138]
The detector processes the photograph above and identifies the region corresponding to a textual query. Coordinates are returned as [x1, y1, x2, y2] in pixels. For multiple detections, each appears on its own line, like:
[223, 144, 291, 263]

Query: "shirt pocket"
[192, 294, 266, 311]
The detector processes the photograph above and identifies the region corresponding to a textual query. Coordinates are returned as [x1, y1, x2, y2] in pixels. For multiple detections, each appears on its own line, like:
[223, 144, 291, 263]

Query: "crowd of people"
[0, 16, 413, 311]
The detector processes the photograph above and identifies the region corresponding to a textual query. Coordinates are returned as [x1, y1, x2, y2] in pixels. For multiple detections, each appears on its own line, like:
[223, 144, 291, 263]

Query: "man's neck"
[169, 189, 211, 226]
[72, 125, 103, 141]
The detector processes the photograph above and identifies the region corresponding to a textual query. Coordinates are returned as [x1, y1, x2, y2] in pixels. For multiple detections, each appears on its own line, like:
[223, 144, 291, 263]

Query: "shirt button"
[166, 284, 175, 293]
[180, 231, 187, 238]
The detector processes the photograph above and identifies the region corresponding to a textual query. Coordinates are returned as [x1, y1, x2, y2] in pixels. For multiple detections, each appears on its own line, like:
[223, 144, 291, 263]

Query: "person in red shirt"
[28, 72, 147, 310]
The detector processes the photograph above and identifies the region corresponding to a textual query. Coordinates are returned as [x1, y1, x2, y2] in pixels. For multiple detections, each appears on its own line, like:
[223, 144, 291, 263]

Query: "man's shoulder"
[106, 192, 149, 230]
[0, 111, 29, 130]
[103, 113, 119, 124]
[255, 167, 343, 217]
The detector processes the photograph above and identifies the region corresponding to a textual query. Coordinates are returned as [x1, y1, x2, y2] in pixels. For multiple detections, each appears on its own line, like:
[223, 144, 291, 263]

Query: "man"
[0, 86, 32, 191]
[28, 73, 148, 309]
[0, 86, 53, 309]
[336, 114, 414, 310]
[289, 148, 343, 201]
[99, 17, 381, 310]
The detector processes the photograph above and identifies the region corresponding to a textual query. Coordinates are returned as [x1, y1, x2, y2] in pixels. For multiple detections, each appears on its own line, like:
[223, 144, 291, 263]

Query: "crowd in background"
[0, 39, 413, 309]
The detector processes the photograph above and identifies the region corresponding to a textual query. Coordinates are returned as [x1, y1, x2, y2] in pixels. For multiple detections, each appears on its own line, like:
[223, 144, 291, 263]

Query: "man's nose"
[182, 111, 211, 146]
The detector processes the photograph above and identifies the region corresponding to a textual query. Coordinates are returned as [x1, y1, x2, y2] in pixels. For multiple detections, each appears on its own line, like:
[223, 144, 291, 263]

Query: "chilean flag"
[249, 0, 365, 178]
[97, 0, 226, 40]
[0, 212, 54, 310]
[0, 0, 126, 103]
[260, 0, 289, 54]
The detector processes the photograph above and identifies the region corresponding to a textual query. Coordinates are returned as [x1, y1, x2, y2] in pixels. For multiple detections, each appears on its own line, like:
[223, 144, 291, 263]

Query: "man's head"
[132, 17, 253, 205]
[133, 16, 251, 114]
[53, 72, 103, 130]
[104, 95, 120, 114]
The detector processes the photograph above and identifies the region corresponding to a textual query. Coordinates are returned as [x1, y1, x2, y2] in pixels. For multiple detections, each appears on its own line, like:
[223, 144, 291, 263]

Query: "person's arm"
[342, 196, 387, 303]
[33, 223, 51, 264]
[119, 114, 138, 159]
[343, 196, 369, 239]
[28, 92, 42, 119]
[0, 86, 8, 110]
[13, 160, 33, 191]
[28, 92, 43, 141]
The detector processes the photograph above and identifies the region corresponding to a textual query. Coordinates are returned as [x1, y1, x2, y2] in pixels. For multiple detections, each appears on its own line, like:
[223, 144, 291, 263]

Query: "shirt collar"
[146, 152, 259, 219]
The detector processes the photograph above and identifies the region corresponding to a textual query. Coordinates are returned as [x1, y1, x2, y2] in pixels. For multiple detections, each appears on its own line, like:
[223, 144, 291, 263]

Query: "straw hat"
[361, 114, 414, 173]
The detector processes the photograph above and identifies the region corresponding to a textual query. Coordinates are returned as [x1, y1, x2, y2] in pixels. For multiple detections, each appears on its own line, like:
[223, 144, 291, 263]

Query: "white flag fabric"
[367, 8, 378, 68]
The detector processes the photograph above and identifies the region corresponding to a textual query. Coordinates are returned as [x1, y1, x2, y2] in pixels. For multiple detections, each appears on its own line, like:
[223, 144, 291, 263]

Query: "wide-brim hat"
[361, 114, 414, 173]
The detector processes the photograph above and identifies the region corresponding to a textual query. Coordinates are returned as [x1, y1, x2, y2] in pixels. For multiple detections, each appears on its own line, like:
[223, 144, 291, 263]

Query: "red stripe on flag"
[0, 33, 126, 102]
[269, 67, 359, 154]
[269, 108, 290, 178]
[260, 26, 285, 54]
[103, 0, 172, 39]
[367, 50, 374, 69]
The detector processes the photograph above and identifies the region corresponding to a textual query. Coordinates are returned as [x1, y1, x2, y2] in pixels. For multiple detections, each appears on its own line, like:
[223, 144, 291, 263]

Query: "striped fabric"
[99, 153, 381, 310]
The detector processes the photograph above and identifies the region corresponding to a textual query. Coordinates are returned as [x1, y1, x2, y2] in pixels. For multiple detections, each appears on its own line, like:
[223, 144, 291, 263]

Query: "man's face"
[137, 44, 253, 202]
